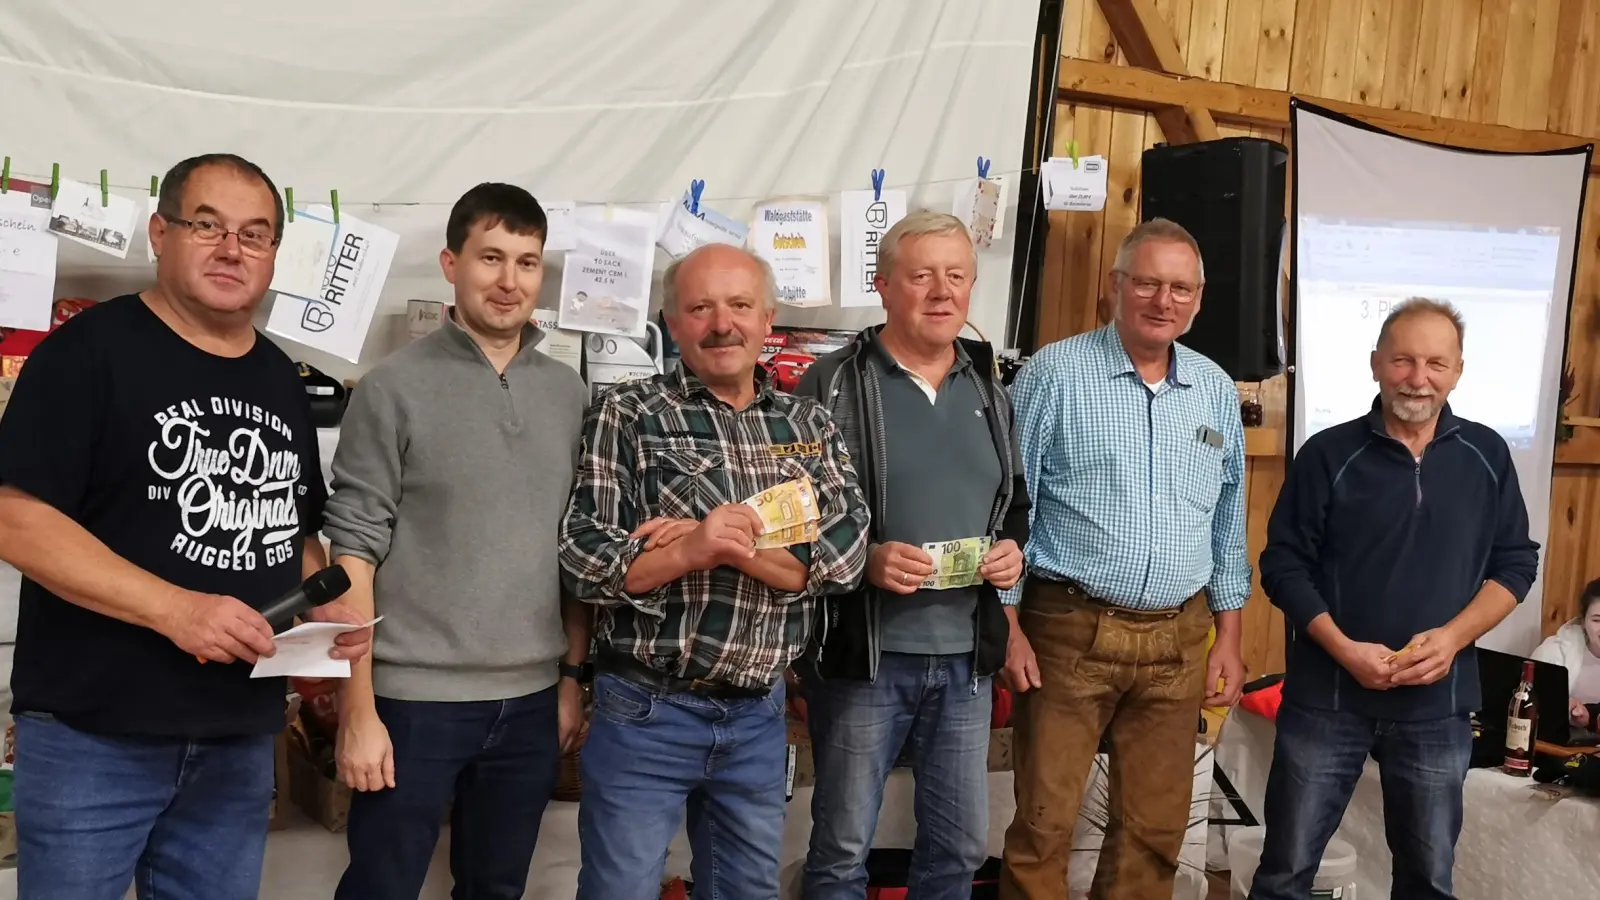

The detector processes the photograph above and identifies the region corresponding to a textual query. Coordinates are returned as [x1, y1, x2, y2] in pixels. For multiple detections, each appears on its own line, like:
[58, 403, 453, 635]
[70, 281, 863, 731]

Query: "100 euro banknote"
[919, 536, 993, 590]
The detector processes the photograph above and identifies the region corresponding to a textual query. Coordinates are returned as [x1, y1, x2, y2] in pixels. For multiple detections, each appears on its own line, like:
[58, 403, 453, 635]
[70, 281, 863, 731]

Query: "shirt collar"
[440, 306, 545, 364]
[1097, 323, 1189, 388]
[1364, 395, 1462, 441]
[867, 325, 974, 379]
[670, 360, 776, 405]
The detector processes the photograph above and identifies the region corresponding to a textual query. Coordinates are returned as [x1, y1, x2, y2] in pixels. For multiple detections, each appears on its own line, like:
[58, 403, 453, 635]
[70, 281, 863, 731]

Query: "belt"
[1029, 573, 1199, 618]
[594, 648, 771, 699]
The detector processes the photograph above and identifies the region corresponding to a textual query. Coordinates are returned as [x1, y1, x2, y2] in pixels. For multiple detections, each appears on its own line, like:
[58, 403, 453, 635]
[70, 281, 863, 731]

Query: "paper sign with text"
[49, 179, 138, 260]
[266, 205, 398, 363]
[752, 200, 831, 308]
[0, 196, 56, 331]
[838, 189, 906, 308]
[557, 205, 657, 339]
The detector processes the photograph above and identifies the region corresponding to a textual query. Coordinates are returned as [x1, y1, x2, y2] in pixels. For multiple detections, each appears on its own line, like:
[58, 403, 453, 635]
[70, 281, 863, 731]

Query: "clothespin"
[976, 156, 992, 180]
[689, 179, 705, 215]
[49, 163, 59, 200]
[150, 175, 158, 198]
[100, 169, 109, 207]
[285, 187, 294, 222]
[871, 168, 885, 202]
[1068, 140, 1081, 168]
[330, 189, 340, 224]
[1, 157, 9, 193]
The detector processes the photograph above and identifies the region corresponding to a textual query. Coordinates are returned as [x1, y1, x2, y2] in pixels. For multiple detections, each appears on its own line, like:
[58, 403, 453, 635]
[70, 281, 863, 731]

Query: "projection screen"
[1289, 100, 1592, 654]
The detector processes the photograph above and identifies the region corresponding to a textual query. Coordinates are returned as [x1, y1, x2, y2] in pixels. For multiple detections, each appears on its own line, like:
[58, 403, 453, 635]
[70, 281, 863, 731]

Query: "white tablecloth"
[1215, 707, 1600, 900]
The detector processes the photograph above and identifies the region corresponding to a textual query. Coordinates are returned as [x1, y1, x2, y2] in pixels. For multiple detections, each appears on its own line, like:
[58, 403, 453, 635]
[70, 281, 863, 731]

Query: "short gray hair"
[661, 242, 778, 313]
[878, 210, 976, 280]
[1377, 297, 1465, 350]
[1111, 217, 1205, 283]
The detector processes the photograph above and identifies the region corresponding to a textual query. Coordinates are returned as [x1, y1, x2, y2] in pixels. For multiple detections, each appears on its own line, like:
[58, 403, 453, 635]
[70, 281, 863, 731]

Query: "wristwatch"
[559, 661, 594, 684]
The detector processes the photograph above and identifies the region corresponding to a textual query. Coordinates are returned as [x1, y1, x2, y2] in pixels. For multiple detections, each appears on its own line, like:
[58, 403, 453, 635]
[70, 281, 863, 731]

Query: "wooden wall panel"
[1047, 0, 1600, 679]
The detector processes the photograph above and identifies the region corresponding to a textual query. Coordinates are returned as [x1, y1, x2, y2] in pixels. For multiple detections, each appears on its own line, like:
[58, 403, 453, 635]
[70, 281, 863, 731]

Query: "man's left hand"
[305, 601, 374, 663]
[1388, 627, 1464, 686]
[632, 517, 699, 551]
[558, 674, 587, 753]
[979, 540, 1024, 590]
[1202, 639, 1245, 709]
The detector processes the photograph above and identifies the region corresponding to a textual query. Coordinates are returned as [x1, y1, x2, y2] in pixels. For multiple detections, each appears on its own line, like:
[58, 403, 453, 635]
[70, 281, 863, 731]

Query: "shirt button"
[1154, 494, 1162, 502]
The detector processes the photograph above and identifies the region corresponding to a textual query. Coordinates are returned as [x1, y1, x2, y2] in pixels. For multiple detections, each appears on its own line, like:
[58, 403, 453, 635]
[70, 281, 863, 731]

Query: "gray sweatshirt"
[322, 317, 588, 702]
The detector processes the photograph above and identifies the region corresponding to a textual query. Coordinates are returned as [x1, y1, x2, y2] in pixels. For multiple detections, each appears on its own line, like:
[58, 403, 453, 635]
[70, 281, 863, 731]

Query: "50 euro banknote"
[919, 536, 993, 590]
[744, 476, 821, 550]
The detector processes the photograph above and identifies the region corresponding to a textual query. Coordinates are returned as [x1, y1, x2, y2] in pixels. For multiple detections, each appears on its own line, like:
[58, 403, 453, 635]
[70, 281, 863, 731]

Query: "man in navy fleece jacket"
[1249, 298, 1539, 900]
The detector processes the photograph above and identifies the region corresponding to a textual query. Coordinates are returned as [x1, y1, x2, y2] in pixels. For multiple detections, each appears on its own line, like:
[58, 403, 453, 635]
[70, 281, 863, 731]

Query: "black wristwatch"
[559, 661, 593, 684]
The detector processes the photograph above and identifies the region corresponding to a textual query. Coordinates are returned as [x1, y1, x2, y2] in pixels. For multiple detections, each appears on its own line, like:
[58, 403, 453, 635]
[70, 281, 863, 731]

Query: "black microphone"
[259, 565, 352, 628]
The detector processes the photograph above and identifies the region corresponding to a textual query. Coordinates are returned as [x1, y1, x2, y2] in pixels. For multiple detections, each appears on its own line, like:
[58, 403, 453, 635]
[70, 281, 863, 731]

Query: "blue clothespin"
[689, 179, 705, 215]
[976, 156, 992, 180]
[871, 168, 885, 201]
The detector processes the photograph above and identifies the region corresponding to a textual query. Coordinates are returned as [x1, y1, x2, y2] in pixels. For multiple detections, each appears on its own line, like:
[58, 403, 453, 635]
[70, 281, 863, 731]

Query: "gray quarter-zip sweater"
[322, 316, 588, 701]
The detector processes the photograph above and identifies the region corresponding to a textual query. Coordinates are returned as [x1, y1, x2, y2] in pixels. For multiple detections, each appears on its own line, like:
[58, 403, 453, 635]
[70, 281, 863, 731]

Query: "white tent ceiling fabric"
[0, 1, 1040, 380]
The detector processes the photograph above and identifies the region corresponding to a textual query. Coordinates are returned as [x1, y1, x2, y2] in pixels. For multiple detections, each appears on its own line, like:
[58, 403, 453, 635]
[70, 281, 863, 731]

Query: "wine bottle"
[1503, 659, 1538, 776]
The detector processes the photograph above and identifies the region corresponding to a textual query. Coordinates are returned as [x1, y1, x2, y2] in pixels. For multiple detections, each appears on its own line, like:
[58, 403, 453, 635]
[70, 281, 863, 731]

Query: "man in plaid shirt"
[559, 242, 870, 899]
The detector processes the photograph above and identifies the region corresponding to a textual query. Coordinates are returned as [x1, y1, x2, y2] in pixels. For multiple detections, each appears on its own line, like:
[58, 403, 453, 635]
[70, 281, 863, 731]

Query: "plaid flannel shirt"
[559, 365, 869, 689]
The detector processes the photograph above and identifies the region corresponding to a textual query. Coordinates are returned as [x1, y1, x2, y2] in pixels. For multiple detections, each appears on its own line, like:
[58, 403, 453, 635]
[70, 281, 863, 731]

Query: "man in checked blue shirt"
[998, 218, 1251, 900]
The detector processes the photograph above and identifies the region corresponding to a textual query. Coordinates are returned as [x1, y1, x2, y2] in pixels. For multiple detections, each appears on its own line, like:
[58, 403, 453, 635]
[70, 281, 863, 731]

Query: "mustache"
[700, 332, 744, 348]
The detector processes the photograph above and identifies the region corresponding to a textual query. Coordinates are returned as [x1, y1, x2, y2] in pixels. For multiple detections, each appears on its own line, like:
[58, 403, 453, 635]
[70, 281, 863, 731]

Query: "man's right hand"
[675, 504, 765, 571]
[1335, 640, 1399, 691]
[337, 707, 396, 792]
[868, 542, 935, 595]
[162, 592, 277, 664]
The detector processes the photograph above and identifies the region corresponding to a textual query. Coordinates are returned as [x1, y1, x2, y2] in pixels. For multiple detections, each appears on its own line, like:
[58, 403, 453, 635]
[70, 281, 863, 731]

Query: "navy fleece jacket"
[1260, 400, 1540, 721]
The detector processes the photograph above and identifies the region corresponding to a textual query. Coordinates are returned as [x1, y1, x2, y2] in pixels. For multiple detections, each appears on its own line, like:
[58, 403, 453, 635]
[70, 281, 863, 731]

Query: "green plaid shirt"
[559, 365, 869, 689]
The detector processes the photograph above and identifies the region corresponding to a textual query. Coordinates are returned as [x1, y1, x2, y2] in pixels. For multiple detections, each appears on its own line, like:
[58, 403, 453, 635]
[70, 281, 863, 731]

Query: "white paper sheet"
[543, 200, 578, 252]
[751, 199, 831, 308]
[1043, 156, 1109, 212]
[531, 308, 583, 372]
[48, 178, 138, 259]
[250, 616, 382, 679]
[266, 205, 398, 363]
[838, 188, 907, 308]
[953, 177, 1002, 248]
[656, 192, 748, 259]
[557, 205, 656, 338]
[268, 213, 338, 300]
[0, 195, 56, 331]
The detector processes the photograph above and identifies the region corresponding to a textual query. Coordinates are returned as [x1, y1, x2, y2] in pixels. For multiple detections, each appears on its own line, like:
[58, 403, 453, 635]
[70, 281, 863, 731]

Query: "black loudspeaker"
[1139, 137, 1288, 382]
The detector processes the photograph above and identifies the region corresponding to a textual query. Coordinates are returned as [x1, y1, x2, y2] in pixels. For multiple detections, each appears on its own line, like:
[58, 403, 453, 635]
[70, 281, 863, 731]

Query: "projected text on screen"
[1296, 217, 1559, 449]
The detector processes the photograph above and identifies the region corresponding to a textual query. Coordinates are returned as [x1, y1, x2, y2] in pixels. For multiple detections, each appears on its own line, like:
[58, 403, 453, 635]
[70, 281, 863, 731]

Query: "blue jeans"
[1249, 700, 1473, 900]
[12, 712, 275, 900]
[575, 672, 788, 900]
[336, 687, 561, 900]
[802, 653, 991, 900]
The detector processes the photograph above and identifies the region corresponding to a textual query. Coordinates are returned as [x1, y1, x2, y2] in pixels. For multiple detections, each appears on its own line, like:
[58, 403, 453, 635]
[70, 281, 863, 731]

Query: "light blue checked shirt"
[1002, 324, 1250, 612]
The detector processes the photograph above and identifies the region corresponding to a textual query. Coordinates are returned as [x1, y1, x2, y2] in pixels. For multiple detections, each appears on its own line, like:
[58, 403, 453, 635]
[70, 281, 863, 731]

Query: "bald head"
[663, 243, 776, 316]
[660, 242, 777, 391]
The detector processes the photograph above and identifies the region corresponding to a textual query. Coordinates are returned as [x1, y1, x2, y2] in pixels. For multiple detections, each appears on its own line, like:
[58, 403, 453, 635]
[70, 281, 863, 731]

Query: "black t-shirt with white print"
[0, 294, 327, 738]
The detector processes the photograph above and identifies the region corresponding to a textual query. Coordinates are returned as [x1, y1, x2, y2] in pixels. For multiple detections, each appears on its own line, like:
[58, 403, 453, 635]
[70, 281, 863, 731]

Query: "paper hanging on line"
[656, 191, 748, 260]
[558, 205, 657, 339]
[250, 616, 383, 679]
[48, 178, 139, 260]
[0, 189, 57, 332]
[920, 536, 993, 590]
[265, 205, 398, 363]
[990, 174, 1011, 241]
[543, 201, 578, 252]
[751, 200, 831, 308]
[1042, 156, 1108, 212]
[531, 308, 583, 372]
[838, 188, 907, 308]
[953, 178, 1002, 248]
[267, 213, 339, 300]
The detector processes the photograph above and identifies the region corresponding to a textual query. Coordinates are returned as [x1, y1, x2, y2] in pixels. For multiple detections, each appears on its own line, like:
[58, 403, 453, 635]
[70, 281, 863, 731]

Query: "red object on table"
[991, 684, 1013, 729]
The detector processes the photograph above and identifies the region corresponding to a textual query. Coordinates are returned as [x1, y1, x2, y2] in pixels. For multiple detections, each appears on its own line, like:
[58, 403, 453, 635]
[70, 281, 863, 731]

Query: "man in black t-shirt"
[0, 154, 373, 900]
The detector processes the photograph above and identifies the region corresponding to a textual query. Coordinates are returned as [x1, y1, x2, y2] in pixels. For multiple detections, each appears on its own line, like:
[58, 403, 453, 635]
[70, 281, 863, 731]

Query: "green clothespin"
[100, 169, 109, 206]
[330, 189, 340, 224]
[1068, 140, 1081, 168]
[285, 187, 294, 222]
[1, 156, 9, 193]
[50, 163, 59, 200]
[150, 175, 158, 198]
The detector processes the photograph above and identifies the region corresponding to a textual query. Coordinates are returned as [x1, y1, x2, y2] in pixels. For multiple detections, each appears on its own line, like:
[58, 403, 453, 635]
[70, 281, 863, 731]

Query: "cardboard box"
[406, 299, 446, 340]
[287, 727, 352, 832]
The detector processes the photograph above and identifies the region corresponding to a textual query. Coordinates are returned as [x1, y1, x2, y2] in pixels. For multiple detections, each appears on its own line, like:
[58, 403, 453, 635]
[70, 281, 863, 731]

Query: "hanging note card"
[48, 178, 138, 259]
[838, 188, 907, 308]
[558, 205, 657, 339]
[751, 200, 831, 308]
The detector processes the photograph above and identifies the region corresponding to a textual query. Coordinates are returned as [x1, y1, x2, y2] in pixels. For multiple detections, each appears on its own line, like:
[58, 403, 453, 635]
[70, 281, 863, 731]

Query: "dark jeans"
[335, 687, 561, 900]
[12, 712, 276, 900]
[802, 652, 992, 900]
[1249, 700, 1473, 900]
[575, 672, 788, 900]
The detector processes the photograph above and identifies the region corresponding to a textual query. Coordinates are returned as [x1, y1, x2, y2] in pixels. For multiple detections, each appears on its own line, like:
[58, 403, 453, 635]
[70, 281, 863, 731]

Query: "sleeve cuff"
[1000, 577, 1024, 606]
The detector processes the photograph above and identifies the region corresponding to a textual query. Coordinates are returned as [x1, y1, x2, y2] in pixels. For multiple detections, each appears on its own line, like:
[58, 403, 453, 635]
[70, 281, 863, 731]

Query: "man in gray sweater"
[323, 183, 592, 900]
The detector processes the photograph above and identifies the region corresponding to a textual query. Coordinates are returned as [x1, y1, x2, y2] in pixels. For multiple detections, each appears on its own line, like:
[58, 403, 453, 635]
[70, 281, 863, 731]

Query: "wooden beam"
[1095, 0, 1221, 144]
[1056, 56, 1595, 164]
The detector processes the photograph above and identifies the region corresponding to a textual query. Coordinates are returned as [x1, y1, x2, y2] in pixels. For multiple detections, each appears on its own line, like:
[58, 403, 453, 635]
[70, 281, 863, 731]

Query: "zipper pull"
[499, 373, 509, 390]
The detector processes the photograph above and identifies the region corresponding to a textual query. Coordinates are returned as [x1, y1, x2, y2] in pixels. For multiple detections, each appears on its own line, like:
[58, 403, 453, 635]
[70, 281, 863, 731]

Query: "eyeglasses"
[1118, 273, 1199, 304]
[162, 215, 279, 255]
